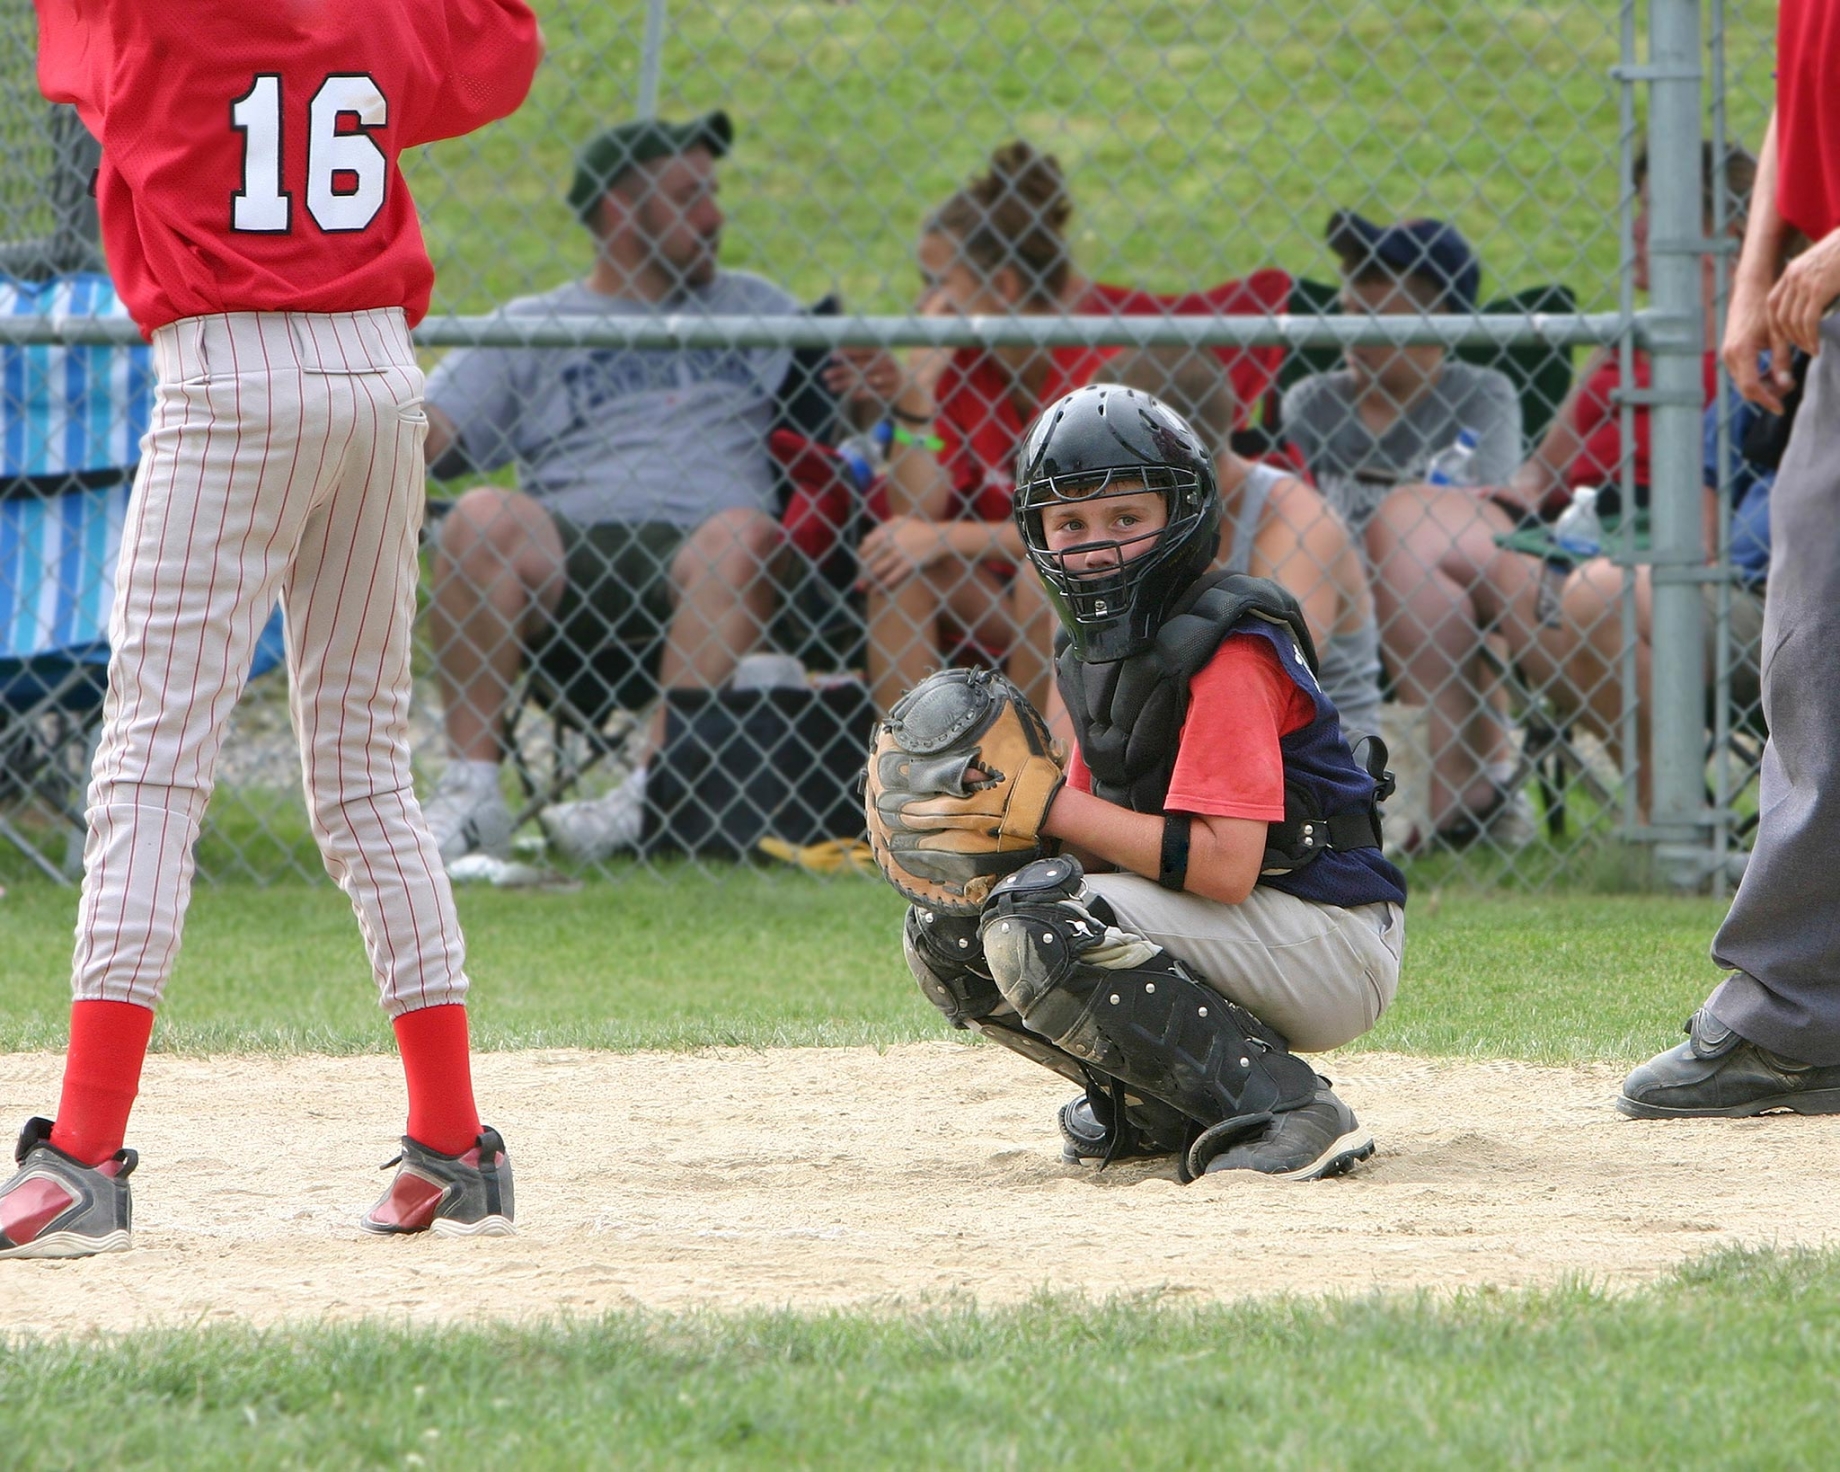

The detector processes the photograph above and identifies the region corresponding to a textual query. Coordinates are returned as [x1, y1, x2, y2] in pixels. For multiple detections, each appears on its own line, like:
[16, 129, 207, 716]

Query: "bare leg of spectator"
[1550, 559, 1654, 819]
[1005, 567, 1059, 712]
[1369, 484, 1545, 835]
[428, 486, 567, 762]
[650, 506, 786, 744]
[866, 561, 1014, 713]
[867, 577, 941, 713]
[541, 507, 787, 866]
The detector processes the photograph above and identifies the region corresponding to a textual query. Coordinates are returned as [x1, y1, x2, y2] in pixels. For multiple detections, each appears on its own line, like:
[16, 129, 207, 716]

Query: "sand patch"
[3, 1044, 1833, 1336]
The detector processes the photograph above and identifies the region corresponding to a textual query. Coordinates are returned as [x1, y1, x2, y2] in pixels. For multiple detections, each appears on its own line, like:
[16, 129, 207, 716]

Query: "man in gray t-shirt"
[1281, 359, 1520, 536]
[420, 111, 807, 865]
[1281, 212, 1521, 539]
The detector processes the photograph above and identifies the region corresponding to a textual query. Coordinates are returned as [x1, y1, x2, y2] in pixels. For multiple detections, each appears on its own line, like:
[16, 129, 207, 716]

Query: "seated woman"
[832, 140, 1290, 713]
[1543, 392, 1772, 819]
[1365, 142, 1753, 845]
[1094, 348, 1384, 745]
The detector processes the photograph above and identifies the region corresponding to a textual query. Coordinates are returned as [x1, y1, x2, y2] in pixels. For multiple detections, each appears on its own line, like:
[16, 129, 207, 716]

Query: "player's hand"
[857, 516, 952, 589]
[1767, 227, 1840, 365]
[1724, 267, 1789, 413]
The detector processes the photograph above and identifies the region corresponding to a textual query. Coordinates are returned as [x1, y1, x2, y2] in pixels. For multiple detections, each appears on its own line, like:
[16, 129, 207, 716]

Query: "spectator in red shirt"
[829, 141, 1290, 712]
[1367, 143, 1750, 848]
[829, 142, 1101, 712]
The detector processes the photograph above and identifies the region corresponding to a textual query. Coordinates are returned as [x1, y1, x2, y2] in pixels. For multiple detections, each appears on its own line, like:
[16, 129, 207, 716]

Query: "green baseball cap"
[565, 110, 734, 222]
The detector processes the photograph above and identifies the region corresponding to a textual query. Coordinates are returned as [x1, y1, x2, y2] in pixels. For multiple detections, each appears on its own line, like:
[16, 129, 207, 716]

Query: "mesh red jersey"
[34, 0, 541, 336]
[1777, 0, 1840, 242]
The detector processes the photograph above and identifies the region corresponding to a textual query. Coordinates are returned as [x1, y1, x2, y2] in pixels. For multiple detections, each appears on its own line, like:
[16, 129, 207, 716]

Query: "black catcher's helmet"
[1013, 383, 1221, 662]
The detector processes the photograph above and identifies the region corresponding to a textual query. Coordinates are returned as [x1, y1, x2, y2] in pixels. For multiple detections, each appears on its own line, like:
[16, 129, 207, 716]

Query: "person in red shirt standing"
[1619, 2, 1840, 1118]
[897, 384, 1406, 1181]
[0, 0, 543, 1259]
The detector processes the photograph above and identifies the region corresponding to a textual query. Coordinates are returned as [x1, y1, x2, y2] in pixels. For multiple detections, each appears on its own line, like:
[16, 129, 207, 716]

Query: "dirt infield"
[4, 1043, 1837, 1337]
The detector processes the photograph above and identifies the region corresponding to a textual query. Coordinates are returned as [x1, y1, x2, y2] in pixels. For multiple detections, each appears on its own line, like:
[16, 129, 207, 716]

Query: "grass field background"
[6, 1247, 1839, 1467]
[1, 871, 1725, 1062]
[402, 0, 1781, 319]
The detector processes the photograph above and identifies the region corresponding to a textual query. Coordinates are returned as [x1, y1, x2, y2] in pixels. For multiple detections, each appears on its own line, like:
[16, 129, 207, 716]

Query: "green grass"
[0, 870, 1724, 1061]
[5, 1245, 1840, 1468]
[404, 0, 1780, 319]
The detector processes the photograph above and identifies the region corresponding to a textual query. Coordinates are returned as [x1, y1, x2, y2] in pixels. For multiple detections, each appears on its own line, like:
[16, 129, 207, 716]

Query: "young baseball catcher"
[1, 0, 541, 1258]
[866, 384, 1407, 1181]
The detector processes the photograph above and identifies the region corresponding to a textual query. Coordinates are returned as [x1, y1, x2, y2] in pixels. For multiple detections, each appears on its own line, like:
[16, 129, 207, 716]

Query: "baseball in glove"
[863, 668, 1066, 914]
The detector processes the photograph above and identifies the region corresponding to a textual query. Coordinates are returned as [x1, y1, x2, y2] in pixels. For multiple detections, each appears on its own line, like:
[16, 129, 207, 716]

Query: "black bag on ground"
[643, 681, 878, 857]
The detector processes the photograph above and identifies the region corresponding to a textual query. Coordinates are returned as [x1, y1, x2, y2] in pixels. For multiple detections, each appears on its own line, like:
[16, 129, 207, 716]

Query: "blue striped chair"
[0, 273, 282, 879]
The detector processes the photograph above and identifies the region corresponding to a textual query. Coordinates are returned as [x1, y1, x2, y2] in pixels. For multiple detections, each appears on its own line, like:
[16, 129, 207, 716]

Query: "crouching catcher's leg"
[902, 903, 1188, 1161]
[979, 857, 1327, 1180]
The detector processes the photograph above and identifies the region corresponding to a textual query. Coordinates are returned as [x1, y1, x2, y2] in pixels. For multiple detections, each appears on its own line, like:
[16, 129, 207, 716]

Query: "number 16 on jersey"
[231, 74, 389, 235]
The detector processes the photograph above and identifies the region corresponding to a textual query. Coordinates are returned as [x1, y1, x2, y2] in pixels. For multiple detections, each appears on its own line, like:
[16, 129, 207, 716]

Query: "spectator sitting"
[828, 141, 1292, 713]
[830, 141, 1099, 713]
[1281, 212, 1522, 541]
[1542, 389, 1772, 819]
[1367, 142, 1753, 845]
[419, 111, 804, 865]
[1093, 348, 1384, 745]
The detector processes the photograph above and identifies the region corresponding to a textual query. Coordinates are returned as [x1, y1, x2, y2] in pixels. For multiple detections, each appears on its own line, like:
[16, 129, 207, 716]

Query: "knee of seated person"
[674, 507, 784, 581]
[437, 486, 527, 564]
[1561, 557, 1621, 619]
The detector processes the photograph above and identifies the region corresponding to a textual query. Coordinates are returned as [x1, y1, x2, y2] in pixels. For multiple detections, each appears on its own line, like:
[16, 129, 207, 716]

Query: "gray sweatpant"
[1707, 316, 1840, 1063]
[1084, 873, 1403, 1053]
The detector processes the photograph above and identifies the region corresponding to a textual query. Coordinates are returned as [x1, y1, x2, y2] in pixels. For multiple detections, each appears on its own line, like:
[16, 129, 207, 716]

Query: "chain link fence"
[0, 0, 1779, 889]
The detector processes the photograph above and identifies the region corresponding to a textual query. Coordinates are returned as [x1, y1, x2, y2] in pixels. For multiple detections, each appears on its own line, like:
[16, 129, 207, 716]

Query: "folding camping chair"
[0, 271, 284, 880]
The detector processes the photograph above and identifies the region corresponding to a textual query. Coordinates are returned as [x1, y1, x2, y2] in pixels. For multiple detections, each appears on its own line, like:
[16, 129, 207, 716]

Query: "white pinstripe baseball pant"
[73, 308, 467, 1016]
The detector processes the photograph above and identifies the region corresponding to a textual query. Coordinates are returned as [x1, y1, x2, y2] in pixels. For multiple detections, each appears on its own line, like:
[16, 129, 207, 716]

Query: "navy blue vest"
[1058, 573, 1407, 911]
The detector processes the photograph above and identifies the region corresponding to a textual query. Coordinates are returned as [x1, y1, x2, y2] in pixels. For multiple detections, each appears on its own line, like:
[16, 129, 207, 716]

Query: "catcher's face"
[1038, 487, 1169, 576]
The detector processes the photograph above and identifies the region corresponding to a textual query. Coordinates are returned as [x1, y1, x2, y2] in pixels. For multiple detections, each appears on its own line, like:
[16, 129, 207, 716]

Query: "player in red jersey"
[0, 0, 543, 1258]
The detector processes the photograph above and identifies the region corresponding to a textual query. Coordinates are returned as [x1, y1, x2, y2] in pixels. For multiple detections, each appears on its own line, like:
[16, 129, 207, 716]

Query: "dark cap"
[566, 110, 734, 223]
[1327, 210, 1480, 313]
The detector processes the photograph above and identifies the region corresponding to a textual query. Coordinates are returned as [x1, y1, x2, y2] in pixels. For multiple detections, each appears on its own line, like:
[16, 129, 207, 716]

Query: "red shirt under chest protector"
[34, 0, 541, 336]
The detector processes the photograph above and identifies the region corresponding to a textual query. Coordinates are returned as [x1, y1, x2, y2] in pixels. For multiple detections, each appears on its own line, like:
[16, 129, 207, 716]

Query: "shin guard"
[979, 857, 1320, 1135]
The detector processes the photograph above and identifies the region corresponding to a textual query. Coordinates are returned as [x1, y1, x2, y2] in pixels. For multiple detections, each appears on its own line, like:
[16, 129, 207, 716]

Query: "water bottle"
[836, 432, 881, 492]
[1424, 427, 1481, 488]
[1551, 485, 1604, 560]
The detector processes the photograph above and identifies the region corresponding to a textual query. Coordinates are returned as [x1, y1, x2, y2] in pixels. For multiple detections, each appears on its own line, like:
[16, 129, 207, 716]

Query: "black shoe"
[1618, 1010, 1840, 1118]
[1187, 1084, 1374, 1181]
[1057, 1092, 1188, 1164]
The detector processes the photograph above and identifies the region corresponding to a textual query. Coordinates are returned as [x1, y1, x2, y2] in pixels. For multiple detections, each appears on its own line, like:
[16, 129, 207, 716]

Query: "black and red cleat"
[361, 1126, 515, 1237]
[0, 1117, 135, 1259]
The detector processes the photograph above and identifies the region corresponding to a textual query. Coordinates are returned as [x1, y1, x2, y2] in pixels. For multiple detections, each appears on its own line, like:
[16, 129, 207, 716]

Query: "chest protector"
[1056, 571, 1407, 910]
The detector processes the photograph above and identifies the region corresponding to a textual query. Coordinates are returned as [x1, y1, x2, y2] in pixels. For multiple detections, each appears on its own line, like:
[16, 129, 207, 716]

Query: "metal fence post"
[1644, 0, 1711, 887]
[637, 0, 669, 122]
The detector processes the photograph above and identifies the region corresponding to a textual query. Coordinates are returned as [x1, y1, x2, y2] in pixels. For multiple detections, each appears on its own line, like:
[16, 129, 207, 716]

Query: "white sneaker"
[540, 768, 647, 864]
[1485, 784, 1538, 852]
[422, 763, 513, 864]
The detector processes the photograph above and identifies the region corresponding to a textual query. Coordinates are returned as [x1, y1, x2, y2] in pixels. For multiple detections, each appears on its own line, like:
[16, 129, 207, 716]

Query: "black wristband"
[888, 403, 934, 427]
[1158, 813, 1192, 892]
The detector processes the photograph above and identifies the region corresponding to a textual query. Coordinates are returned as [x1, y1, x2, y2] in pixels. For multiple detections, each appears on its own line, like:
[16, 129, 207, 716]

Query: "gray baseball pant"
[1707, 316, 1840, 1062]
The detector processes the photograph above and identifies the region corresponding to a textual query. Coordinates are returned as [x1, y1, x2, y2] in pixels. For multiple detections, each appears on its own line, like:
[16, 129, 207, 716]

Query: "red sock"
[392, 1004, 482, 1157]
[52, 1000, 156, 1166]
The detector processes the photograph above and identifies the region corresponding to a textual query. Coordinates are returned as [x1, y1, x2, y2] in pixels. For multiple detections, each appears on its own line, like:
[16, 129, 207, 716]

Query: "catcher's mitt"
[864, 668, 1066, 913]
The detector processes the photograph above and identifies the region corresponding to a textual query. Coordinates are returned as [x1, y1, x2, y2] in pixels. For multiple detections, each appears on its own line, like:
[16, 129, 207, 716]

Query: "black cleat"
[1618, 1009, 1840, 1119]
[1057, 1091, 1188, 1164]
[1188, 1085, 1374, 1181]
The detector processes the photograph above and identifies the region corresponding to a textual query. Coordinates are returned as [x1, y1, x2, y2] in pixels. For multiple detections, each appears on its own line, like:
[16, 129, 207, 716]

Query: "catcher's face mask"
[1014, 386, 1222, 663]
